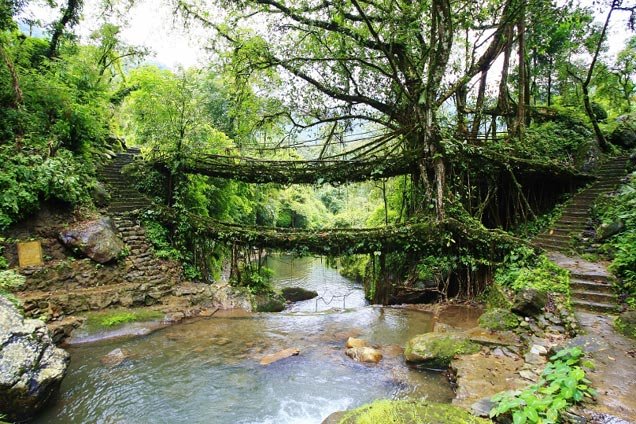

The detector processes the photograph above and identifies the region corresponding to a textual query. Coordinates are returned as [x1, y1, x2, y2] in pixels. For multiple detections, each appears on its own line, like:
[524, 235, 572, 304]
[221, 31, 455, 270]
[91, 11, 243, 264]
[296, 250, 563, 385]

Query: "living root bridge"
[151, 151, 419, 185]
[150, 146, 591, 187]
[156, 208, 518, 257]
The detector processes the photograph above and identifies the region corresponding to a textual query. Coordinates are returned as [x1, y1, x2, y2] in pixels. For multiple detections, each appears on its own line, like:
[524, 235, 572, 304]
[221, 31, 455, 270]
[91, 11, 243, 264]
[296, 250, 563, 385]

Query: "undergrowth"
[490, 347, 595, 424]
[594, 172, 636, 307]
[495, 246, 570, 301]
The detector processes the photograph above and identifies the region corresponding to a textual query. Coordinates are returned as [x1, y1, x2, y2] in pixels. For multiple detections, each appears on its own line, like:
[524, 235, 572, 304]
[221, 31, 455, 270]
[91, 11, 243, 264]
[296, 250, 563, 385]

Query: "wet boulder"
[345, 347, 383, 364]
[478, 308, 520, 331]
[280, 287, 318, 302]
[59, 217, 124, 263]
[0, 296, 70, 421]
[404, 333, 479, 367]
[253, 292, 286, 312]
[511, 289, 547, 317]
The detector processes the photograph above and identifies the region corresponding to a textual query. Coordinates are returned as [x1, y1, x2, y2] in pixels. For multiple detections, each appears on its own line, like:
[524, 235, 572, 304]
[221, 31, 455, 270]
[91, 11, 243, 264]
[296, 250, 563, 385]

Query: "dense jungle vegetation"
[1, 0, 635, 305]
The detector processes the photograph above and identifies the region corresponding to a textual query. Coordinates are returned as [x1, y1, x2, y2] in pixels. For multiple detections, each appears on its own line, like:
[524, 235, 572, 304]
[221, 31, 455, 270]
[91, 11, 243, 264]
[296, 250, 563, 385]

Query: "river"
[35, 255, 480, 424]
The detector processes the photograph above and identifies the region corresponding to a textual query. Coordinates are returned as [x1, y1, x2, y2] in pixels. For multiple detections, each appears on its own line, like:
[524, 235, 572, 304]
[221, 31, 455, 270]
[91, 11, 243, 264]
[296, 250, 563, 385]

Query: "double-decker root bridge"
[155, 207, 518, 257]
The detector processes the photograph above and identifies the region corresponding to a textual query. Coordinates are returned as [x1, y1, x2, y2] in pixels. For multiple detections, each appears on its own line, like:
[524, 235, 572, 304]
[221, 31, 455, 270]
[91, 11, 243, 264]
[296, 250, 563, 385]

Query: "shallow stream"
[36, 255, 480, 424]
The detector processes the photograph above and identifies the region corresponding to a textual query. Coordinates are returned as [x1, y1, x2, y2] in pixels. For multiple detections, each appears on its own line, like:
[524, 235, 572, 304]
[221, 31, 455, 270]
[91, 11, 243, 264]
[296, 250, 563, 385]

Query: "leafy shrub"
[595, 173, 636, 306]
[239, 266, 275, 294]
[495, 247, 570, 298]
[0, 146, 94, 229]
[490, 347, 596, 424]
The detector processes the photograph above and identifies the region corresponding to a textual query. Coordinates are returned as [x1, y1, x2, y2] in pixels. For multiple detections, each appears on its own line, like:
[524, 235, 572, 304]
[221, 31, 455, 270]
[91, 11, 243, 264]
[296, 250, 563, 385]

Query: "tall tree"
[178, 0, 520, 220]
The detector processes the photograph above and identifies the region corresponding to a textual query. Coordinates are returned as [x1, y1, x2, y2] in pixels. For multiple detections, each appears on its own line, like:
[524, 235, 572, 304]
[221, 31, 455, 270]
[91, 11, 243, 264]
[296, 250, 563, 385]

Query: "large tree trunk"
[516, 5, 527, 140]
[498, 24, 514, 133]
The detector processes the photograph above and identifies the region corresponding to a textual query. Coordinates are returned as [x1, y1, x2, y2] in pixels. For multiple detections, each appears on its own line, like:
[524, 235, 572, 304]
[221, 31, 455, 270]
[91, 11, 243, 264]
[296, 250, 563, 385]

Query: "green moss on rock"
[478, 308, 520, 331]
[404, 333, 480, 366]
[336, 399, 490, 424]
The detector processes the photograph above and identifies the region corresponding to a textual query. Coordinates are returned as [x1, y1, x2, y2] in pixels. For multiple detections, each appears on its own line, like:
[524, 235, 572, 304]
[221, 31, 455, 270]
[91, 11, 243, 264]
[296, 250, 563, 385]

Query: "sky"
[21, 0, 205, 69]
[19, 0, 636, 70]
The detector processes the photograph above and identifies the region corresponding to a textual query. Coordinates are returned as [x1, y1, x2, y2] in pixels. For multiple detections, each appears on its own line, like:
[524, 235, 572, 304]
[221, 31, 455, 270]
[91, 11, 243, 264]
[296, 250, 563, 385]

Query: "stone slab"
[17, 241, 43, 268]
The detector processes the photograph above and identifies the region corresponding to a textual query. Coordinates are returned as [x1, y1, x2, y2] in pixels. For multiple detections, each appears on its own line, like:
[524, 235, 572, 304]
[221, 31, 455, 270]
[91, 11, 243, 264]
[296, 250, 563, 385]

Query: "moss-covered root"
[337, 399, 490, 424]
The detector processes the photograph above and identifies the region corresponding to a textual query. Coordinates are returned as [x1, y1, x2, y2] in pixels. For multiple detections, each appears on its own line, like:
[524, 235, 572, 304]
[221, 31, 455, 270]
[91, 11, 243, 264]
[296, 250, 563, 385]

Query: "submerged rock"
[345, 337, 367, 349]
[280, 287, 318, 302]
[326, 399, 490, 424]
[478, 308, 520, 331]
[345, 347, 382, 364]
[0, 296, 70, 421]
[100, 348, 131, 367]
[511, 289, 547, 317]
[259, 348, 300, 366]
[404, 333, 480, 367]
[59, 217, 124, 263]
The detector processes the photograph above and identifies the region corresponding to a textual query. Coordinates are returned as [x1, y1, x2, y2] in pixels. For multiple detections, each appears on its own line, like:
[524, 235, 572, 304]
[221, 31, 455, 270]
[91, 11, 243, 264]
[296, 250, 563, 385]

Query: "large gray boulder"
[59, 217, 124, 263]
[0, 296, 69, 421]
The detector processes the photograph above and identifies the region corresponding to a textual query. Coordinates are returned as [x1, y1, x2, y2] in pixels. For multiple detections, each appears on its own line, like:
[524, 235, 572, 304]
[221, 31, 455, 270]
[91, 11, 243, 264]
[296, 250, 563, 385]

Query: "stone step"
[571, 290, 616, 304]
[534, 241, 569, 252]
[571, 299, 618, 313]
[570, 272, 612, 283]
[535, 233, 572, 242]
[570, 278, 614, 294]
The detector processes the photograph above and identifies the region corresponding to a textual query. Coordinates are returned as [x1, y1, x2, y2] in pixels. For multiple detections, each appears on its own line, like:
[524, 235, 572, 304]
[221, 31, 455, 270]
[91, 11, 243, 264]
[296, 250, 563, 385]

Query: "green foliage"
[0, 146, 94, 229]
[0, 269, 25, 307]
[595, 173, 636, 305]
[495, 247, 570, 298]
[615, 315, 636, 339]
[238, 266, 275, 295]
[490, 347, 596, 424]
[505, 117, 592, 167]
[338, 255, 370, 282]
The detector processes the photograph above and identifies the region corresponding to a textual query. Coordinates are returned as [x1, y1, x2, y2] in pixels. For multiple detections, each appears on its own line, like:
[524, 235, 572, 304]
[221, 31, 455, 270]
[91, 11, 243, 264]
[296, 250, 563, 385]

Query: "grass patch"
[84, 308, 164, 331]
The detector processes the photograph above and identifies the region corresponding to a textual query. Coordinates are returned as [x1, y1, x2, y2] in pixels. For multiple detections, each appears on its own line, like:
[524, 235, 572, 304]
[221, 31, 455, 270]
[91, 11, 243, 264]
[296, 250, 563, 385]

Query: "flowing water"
[36, 255, 480, 424]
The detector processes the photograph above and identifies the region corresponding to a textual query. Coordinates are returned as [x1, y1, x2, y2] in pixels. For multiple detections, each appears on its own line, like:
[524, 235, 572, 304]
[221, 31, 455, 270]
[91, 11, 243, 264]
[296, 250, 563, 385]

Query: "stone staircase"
[533, 155, 630, 252]
[18, 214, 179, 317]
[97, 147, 152, 213]
[533, 155, 631, 313]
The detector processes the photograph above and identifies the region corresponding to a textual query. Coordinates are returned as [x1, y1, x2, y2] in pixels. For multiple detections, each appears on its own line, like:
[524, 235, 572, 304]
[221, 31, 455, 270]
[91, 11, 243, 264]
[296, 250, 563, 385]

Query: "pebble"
[530, 344, 548, 356]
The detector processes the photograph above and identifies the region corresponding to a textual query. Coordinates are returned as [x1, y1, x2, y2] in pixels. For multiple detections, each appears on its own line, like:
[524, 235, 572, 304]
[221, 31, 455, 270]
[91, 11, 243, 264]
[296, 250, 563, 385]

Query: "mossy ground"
[83, 308, 164, 331]
[338, 399, 490, 424]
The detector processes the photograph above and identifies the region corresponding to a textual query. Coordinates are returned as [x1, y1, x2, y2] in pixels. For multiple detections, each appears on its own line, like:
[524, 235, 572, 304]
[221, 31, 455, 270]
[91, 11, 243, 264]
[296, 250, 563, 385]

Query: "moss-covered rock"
[280, 287, 318, 302]
[478, 308, 520, 331]
[404, 333, 480, 366]
[253, 292, 286, 312]
[332, 399, 490, 424]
